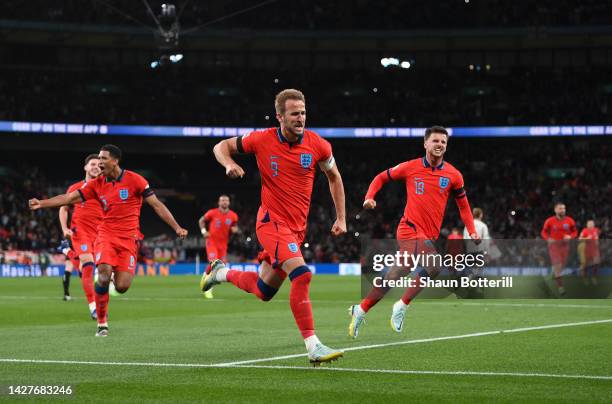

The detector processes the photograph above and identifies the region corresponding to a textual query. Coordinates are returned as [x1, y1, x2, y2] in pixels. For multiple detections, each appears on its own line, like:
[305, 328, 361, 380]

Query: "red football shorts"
[548, 242, 569, 266]
[256, 218, 305, 268]
[71, 224, 97, 257]
[206, 239, 228, 261]
[94, 234, 138, 273]
[396, 222, 438, 272]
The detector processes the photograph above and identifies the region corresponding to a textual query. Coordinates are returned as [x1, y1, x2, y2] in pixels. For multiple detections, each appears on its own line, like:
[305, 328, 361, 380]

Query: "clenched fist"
[363, 199, 376, 210]
[225, 163, 245, 179]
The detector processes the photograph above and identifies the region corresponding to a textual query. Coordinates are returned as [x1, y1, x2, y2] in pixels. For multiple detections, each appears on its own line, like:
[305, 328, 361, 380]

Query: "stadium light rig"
[150, 54, 184, 69]
[148, 4, 183, 69]
[380, 57, 412, 69]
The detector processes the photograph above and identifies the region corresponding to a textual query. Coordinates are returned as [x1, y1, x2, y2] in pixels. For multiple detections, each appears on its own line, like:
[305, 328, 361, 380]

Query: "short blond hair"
[275, 89, 305, 115]
[473, 207, 483, 219]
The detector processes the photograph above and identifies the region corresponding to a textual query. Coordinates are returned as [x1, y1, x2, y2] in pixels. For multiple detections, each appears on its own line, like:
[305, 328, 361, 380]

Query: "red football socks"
[401, 274, 424, 305]
[360, 286, 388, 312]
[227, 270, 265, 300]
[81, 262, 95, 305]
[289, 269, 315, 339]
[94, 283, 109, 325]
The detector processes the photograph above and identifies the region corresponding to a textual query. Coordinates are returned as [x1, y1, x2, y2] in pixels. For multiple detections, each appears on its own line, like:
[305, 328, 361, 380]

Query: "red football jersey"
[580, 227, 600, 256]
[239, 127, 333, 232]
[541, 216, 577, 241]
[66, 180, 104, 233]
[78, 169, 153, 238]
[366, 157, 466, 239]
[204, 208, 238, 246]
[580, 227, 600, 240]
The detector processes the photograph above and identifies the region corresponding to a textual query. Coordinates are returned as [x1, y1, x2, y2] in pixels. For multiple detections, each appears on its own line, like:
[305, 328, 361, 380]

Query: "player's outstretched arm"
[28, 191, 82, 210]
[363, 170, 391, 209]
[321, 163, 346, 236]
[213, 137, 245, 179]
[58, 206, 73, 238]
[144, 194, 188, 239]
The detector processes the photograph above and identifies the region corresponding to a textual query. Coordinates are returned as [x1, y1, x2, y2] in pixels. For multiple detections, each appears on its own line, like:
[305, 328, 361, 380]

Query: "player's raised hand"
[363, 199, 376, 210]
[225, 162, 245, 179]
[28, 198, 42, 210]
[470, 233, 482, 245]
[331, 219, 347, 236]
[175, 227, 188, 239]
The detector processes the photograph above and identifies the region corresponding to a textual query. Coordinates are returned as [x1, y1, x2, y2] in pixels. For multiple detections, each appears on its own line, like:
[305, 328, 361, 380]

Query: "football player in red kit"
[578, 219, 601, 284]
[348, 126, 480, 338]
[198, 194, 239, 298]
[58, 154, 103, 318]
[541, 202, 577, 296]
[201, 89, 347, 365]
[29, 144, 188, 336]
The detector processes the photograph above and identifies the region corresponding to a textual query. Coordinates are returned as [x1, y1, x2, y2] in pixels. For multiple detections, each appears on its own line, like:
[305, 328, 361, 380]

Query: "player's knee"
[257, 278, 278, 302]
[96, 272, 111, 287]
[288, 265, 311, 283]
[115, 285, 129, 294]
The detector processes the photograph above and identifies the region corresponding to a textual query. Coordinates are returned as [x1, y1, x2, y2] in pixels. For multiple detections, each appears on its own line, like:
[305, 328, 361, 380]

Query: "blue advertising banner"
[1, 120, 611, 138]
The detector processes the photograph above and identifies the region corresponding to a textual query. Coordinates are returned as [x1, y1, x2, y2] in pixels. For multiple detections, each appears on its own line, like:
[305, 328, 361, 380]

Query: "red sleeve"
[203, 209, 215, 222]
[455, 195, 476, 235]
[389, 162, 412, 181]
[579, 229, 587, 238]
[79, 180, 98, 202]
[133, 173, 152, 197]
[452, 172, 466, 198]
[232, 211, 239, 225]
[239, 130, 261, 154]
[365, 162, 409, 200]
[317, 137, 332, 162]
[364, 170, 391, 201]
[541, 219, 550, 240]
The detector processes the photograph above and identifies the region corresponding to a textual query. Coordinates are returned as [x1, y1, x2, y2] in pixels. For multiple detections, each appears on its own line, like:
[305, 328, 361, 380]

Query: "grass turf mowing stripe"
[0, 359, 610, 381]
[213, 318, 612, 366]
[4, 318, 606, 368]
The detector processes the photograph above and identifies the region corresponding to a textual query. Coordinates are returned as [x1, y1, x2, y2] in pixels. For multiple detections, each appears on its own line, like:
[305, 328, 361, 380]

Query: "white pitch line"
[213, 318, 612, 366]
[0, 358, 214, 368]
[236, 365, 612, 381]
[0, 359, 610, 382]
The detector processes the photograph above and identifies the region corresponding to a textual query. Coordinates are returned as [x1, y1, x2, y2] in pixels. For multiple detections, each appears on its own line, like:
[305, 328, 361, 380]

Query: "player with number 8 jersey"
[28, 144, 188, 337]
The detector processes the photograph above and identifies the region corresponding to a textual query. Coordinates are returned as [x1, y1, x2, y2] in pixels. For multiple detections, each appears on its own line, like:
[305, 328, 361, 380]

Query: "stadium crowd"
[1, 138, 609, 263]
[1, 67, 610, 127]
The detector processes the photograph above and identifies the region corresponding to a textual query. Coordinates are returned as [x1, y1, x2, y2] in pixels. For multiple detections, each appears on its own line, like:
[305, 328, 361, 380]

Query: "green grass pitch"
[1, 275, 611, 403]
